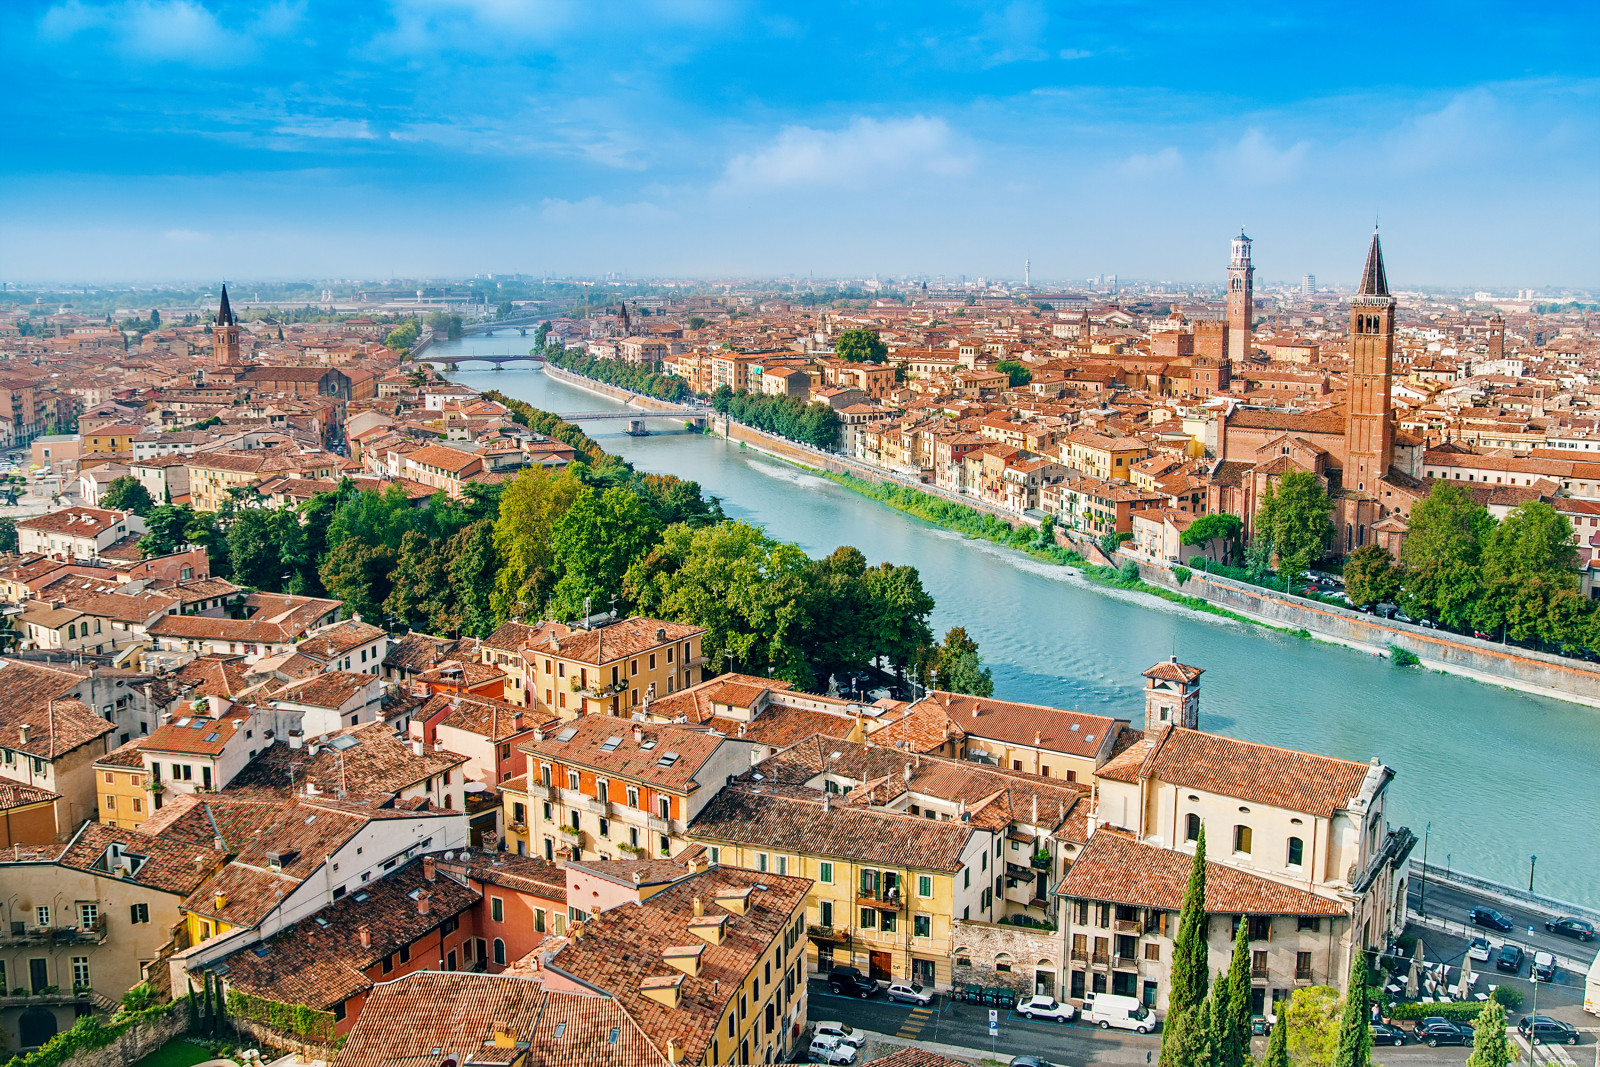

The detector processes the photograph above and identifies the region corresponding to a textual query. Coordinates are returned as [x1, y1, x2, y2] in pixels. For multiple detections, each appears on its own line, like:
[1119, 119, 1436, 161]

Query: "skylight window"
[175, 718, 191, 728]
[555, 727, 577, 743]
[552, 1024, 565, 1039]
[640, 739, 657, 750]
[600, 736, 622, 752]
[1069, 723, 1079, 732]
[353, 891, 369, 902]
[204, 733, 220, 743]
[656, 752, 679, 768]
[331, 735, 359, 750]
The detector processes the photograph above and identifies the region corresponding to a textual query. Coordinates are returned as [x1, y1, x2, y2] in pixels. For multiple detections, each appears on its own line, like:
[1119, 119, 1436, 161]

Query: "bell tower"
[1346, 230, 1396, 496]
[1487, 312, 1505, 363]
[213, 283, 240, 367]
[1226, 230, 1253, 361]
[1142, 656, 1204, 733]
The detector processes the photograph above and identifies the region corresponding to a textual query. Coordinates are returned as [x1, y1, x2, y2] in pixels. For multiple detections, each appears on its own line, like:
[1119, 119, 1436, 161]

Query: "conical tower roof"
[217, 284, 235, 327]
[1358, 230, 1388, 297]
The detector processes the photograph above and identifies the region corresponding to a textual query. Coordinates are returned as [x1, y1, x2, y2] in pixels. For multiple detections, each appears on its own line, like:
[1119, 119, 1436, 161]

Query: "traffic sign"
[989, 1009, 999, 1036]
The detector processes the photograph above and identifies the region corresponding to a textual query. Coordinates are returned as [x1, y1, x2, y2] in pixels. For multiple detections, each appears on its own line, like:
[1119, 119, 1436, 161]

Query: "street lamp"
[1529, 855, 1537, 893]
[1417, 823, 1431, 916]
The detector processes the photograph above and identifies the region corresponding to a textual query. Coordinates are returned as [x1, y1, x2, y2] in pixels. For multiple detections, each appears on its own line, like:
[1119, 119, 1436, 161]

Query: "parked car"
[885, 982, 932, 1006]
[827, 966, 881, 999]
[1018, 995, 1077, 1023]
[1371, 1023, 1407, 1047]
[1518, 1016, 1580, 1046]
[1468, 937, 1492, 962]
[808, 1037, 856, 1065]
[1471, 906, 1515, 932]
[1083, 992, 1156, 1034]
[812, 1023, 865, 1050]
[1495, 944, 1525, 974]
[1532, 951, 1557, 983]
[1545, 917, 1597, 942]
[1010, 1059, 1056, 1067]
[1417, 1019, 1473, 1047]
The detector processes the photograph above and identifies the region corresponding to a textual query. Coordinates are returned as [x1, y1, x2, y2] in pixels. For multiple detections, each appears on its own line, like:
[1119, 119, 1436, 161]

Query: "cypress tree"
[1217, 916, 1254, 1067]
[1331, 951, 1373, 1067]
[1160, 825, 1210, 1067]
[185, 979, 199, 1033]
[1264, 1007, 1290, 1067]
[202, 972, 215, 1034]
[1465, 998, 1511, 1067]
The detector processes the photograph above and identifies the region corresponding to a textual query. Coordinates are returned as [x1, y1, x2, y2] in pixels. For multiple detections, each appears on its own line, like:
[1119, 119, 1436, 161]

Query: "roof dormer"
[640, 972, 684, 1009]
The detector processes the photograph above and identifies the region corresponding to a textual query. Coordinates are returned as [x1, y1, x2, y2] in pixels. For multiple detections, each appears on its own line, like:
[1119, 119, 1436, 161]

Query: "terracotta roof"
[170, 655, 252, 699]
[226, 721, 466, 800]
[16, 507, 132, 536]
[272, 671, 376, 710]
[1141, 657, 1204, 684]
[0, 659, 114, 758]
[297, 620, 387, 662]
[337, 971, 669, 1067]
[142, 712, 247, 756]
[1135, 727, 1377, 819]
[0, 782, 60, 809]
[910, 690, 1126, 759]
[519, 717, 735, 794]
[382, 631, 462, 674]
[525, 617, 705, 666]
[1056, 828, 1347, 916]
[547, 866, 811, 1067]
[688, 785, 973, 872]
[56, 818, 229, 896]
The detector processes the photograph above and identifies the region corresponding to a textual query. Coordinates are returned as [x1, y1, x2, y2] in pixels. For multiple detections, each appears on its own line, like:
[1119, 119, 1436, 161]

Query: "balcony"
[0, 989, 95, 1009]
[807, 924, 850, 944]
[1, 917, 108, 948]
[1070, 947, 1089, 963]
[585, 797, 613, 817]
[523, 781, 551, 801]
[646, 815, 672, 834]
[1091, 951, 1111, 969]
[1252, 966, 1271, 982]
[1112, 954, 1139, 971]
[1114, 919, 1143, 934]
[856, 891, 904, 913]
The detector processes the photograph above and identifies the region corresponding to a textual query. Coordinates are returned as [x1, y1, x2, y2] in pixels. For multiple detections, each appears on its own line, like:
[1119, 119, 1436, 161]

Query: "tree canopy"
[833, 328, 888, 363]
[102, 475, 154, 516]
[1255, 471, 1334, 577]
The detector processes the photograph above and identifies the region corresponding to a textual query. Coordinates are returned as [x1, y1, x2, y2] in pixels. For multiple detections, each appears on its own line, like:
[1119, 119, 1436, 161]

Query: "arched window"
[67, 623, 76, 639]
[1287, 837, 1305, 866]
[994, 952, 1013, 973]
[493, 938, 506, 966]
[1185, 813, 1201, 842]
[1233, 825, 1253, 855]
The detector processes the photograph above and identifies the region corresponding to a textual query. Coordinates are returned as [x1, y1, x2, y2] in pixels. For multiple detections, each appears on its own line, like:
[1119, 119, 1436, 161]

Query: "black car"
[1417, 1019, 1473, 1047]
[1518, 1016, 1581, 1046]
[1371, 1023, 1406, 1047]
[827, 966, 881, 999]
[1495, 944, 1525, 974]
[1546, 917, 1597, 942]
[1470, 906, 1514, 932]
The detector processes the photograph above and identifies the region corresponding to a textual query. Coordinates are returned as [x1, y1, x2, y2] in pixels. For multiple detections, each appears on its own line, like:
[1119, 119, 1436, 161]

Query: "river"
[434, 332, 1600, 905]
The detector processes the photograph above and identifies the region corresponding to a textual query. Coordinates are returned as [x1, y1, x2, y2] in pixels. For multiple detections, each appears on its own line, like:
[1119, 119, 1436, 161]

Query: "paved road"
[1409, 881, 1599, 970]
[802, 980, 1546, 1066]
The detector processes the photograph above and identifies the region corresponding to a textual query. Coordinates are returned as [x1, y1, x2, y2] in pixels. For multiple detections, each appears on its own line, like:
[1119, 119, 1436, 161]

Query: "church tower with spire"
[1226, 230, 1253, 361]
[1345, 231, 1396, 495]
[213, 284, 240, 367]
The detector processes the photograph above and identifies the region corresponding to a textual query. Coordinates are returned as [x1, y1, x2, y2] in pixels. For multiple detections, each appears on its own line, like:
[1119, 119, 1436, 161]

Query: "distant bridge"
[460, 313, 551, 336]
[559, 408, 704, 421]
[423, 353, 545, 367]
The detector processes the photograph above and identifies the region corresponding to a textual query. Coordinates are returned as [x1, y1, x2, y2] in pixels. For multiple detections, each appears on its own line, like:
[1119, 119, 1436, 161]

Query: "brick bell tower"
[1345, 230, 1396, 496]
[1226, 229, 1253, 361]
[213, 283, 241, 367]
[1142, 656, 1204, 733]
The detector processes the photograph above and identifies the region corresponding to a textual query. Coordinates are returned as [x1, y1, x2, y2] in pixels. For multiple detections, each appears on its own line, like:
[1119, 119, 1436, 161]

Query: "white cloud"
[1218, 127, 1309, 185]
[718, 116, 971, 194]
[39, 0, 302, 64]
[274, 119, 379, 141]
[1120, 146, 1181, 178]
[1058, 48, 1093, 60]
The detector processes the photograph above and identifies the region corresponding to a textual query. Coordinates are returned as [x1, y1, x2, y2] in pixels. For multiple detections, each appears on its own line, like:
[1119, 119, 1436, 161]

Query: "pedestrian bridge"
[557, 407, 710, 435]
[422, 353, 545, 367]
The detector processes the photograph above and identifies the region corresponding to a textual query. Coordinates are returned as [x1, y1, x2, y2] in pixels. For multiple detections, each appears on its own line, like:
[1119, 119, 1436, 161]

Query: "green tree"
[1161, 825, 1210, 1067]
[1256, 470, 1334, 578]
[1342, 544, 1402, 607]
[1182, 513, 1243, 562]
[1480, 501, 1578, 588]
[102, 475, 154, 516]
[491, 467, 584, 621]
[833, 328, 888, 363]
[996, 360, 1032, 388]
[864, 562, 936, 674]
[445, 520, 500, 638]
[138, 503, 195, 557]
[687, 316, 707, 330]
[547, 485, 663, 620]
[1216, 917, 1254, 1067]
[0, 517, 16, 554]
[1400, 483, 1493, 628]
[934, 626, 992, 696]
[384, 529, 453, 632]
[319, 539, 399, 622]
[1264, 1007, 1290, 1067]
[1283, 986, 1342, 1067]
[1330, 951, 1373, 1067]
[1465, 998, 1511, 1067]
[227, 507, 286, 590]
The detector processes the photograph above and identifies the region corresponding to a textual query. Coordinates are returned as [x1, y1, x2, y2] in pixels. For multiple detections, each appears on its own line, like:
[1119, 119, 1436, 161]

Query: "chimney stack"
[424, 855, 437, 882]
[18, 724, 30, 744]
[633, 724, 644, 743]
[416, 890, 433, 915]
[692, 895, 704, 917]
[358, 923, 371, 948]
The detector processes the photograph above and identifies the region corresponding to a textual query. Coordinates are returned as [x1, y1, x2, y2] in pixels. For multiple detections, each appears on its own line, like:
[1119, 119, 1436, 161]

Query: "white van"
[1083, 992, 1157, 1034]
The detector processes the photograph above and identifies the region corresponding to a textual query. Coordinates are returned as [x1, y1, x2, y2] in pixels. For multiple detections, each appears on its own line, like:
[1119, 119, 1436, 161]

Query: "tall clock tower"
[1346, 230, 1396, 496]
[213, 283, 241, 367]
[1226, 230, 1253, 361]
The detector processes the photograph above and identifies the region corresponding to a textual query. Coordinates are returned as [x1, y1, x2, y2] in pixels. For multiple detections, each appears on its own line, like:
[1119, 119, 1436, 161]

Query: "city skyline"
[2, 0, 1596, 286]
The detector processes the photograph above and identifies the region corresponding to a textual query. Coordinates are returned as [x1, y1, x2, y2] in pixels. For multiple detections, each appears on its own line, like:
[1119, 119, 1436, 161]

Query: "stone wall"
[26, 1006, 188, 1067]
[1137, 561, 1600, 708]
[228, 1017, 338, 1061]
[949, 919, 1062, 997]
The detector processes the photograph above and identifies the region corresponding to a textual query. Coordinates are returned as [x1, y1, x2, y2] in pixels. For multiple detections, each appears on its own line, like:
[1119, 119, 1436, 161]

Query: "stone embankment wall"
[47, 1007, 188, 1067]
[1136, 561, 1600, 708]
[539, 365, 691, 413]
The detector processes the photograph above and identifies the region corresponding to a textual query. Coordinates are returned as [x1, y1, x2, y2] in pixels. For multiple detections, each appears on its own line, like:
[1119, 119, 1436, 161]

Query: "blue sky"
[3, 0, 1596, 287]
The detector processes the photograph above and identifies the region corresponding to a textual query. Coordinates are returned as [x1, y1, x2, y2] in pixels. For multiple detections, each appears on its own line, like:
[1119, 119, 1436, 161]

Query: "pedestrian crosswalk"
[1513, 1034, 1579, 1067]
[895, 1008, 934, 1040]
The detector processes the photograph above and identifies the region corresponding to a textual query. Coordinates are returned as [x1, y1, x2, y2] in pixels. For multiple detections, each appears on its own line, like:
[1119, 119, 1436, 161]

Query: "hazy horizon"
[3, 1, 1596, 288]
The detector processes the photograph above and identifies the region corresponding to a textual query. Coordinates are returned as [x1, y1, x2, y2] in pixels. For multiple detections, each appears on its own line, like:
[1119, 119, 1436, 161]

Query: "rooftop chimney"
[633, 724, 644, 743]
[416, 890, 433, 916]
[358, 923, 371, 948]
[424, 855, 437, 882]
[692, 895, 704, 917]
[18, 724, 30, 744]
[492, 1023, 517, 1049]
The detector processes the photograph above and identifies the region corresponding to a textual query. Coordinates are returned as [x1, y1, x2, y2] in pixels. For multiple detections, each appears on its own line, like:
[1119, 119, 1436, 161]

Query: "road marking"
[895, 1008, 934, 1039]
[1513, 1035, 1578, 1067]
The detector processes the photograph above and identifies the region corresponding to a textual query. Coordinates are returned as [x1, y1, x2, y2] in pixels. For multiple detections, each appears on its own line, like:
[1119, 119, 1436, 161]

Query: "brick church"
[1209, 231, 1427, 559]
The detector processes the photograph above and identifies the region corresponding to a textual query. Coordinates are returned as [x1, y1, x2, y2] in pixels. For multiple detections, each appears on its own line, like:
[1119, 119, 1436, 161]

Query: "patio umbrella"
[1457, 953, 1472, 999]
[1406, 945, 1422, 999]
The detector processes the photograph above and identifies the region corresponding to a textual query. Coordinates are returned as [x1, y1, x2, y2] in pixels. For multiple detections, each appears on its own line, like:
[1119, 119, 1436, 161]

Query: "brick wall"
[949, 919, 1062, 997]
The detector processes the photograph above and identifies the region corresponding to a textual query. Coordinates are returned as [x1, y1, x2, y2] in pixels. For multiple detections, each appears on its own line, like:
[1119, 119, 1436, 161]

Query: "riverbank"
[533, 365, 1600, 710]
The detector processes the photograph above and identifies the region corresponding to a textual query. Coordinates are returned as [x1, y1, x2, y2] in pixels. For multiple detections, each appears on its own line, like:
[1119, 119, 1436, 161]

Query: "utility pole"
[1417, 823, 1431, 916]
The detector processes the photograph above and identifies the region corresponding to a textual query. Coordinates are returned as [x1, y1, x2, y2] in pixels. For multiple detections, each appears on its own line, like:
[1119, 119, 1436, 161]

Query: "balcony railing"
[1, 917, 108, 948]
[1070, 947, 1089, 962]
[585, 797, 612, 817]
[856, 891, 904, 912]
[647, 815, 672, 833]
[1114, 919, 1143, 934]
[1091, 951, 1111, 968]
[1252, 966, 1271, 981]
[807, 924, 849, 943]
[1112, 954, 1139, 971]
[523, 782, 551, 801]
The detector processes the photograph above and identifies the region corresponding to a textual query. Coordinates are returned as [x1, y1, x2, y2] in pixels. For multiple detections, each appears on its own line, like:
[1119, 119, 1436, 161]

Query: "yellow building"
[93, 744, 153, 830]
[686, 786, 992, 989]
[483, 616, 706, 718]
[1060, 429, 1150, 481]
